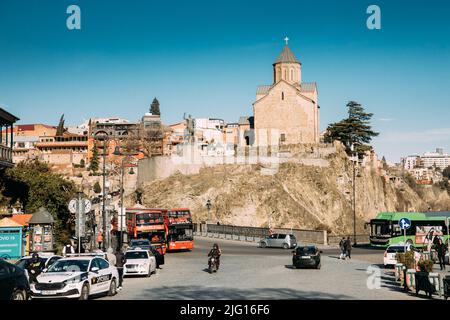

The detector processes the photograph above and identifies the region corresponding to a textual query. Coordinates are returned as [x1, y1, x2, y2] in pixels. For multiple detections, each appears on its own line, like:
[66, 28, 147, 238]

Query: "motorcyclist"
[208, 243, 222, 270]
[27, 253, 43, 283]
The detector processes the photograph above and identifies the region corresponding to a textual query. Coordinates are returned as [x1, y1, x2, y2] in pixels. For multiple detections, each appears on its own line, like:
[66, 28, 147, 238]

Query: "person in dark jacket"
[339, 238, 346, 259]
[208, 243, 222, 269]
[27, 253, 43, 283]
[115, 248, 126, 289]
[435, 238, 447, 271]
[346, 237, 352, 259]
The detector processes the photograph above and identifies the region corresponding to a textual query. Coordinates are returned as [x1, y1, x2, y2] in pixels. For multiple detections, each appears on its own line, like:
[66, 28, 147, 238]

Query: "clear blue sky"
[1, 0, 450, 162]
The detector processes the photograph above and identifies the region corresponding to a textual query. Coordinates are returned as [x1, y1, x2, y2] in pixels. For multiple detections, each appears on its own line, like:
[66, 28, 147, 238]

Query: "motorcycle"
[208, 257, 218, 273]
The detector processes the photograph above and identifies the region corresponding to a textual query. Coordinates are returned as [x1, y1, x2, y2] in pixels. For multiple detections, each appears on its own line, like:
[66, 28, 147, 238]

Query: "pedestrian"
[62, 242, 75, 257]
[97, 231, 103, 249]
[339, 237, 346, 259]
[27, 253, 43, 283]
[346, 237, 352, 259]
[106, 247, 117, 266]
[435, 238, 447, 271]
[115, 247, 126, 290]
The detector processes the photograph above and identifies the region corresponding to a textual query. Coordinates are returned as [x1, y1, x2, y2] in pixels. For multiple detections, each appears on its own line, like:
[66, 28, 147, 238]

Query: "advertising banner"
[0, 227, 23, 259]
[415, 226, 443, 245]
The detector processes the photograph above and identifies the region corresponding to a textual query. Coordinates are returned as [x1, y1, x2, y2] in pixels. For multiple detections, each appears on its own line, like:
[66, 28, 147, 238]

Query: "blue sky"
[1, 0, 450, 162]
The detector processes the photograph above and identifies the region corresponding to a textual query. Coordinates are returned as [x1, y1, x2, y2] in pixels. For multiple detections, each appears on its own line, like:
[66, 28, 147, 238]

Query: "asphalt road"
[101, 237, 425, 300]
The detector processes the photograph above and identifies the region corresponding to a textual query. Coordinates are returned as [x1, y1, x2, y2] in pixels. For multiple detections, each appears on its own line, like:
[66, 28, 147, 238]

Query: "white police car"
[124, 248, 157, 277]
[30, 254, 119, 299]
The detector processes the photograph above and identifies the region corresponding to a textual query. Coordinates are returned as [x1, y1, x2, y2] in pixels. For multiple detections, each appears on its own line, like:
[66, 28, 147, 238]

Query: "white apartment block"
[421, 148, 450, 170]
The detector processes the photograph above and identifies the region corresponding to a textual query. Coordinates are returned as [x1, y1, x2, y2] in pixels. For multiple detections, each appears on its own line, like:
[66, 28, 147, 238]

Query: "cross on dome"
[284, 36, 289, 45]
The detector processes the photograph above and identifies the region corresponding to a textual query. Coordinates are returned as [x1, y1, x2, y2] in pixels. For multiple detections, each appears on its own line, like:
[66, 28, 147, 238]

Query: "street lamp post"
[101, 137, 108, 252]
[113, 146, 136, 252]
[205, 199, 212, 234]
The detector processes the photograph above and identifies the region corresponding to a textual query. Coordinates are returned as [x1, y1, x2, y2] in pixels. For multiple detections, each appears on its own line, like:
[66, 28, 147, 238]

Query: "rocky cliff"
[135, 144, 450, 235]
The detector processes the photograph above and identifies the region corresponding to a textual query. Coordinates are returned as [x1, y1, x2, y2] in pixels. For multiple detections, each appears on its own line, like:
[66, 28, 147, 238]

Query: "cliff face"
[137, 146, 450, 235]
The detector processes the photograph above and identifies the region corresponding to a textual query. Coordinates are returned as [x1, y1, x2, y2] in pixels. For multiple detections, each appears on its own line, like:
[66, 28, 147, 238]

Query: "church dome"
[273, 45, 300, 65]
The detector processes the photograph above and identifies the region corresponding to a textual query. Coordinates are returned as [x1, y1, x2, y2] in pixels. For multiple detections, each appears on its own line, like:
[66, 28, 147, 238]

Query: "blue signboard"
[0, 227, 23, 260]
[399, 218, 411, 230]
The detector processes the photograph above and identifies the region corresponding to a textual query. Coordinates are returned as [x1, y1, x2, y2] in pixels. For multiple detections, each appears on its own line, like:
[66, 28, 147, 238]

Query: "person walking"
[435, 238, 447, 271]
[62, 242, 75, 257]
[339, 237, 346, 259]
[115, 248, 126, 290]
[346, 237, 352, 259]
[97, 231, 103, 250]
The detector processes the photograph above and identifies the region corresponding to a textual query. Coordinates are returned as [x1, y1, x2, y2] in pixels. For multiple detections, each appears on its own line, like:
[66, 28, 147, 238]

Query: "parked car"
[292, 245, 322, 269]
[259, 233, 297, 249]
[129, 239, 165, 267]
[123, 249, 157, 277]
[29, 254, 119, 299]
[0, 259, 30, 300]
[383, 244, 413, 267]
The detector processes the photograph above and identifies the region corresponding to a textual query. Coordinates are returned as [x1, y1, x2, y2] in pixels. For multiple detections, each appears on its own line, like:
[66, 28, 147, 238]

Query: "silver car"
[259, 233, 297, 249]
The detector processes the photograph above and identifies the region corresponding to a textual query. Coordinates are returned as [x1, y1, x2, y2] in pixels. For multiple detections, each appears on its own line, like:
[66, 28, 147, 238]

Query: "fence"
[327, 234, 370, 245]
[194, 223, 328, 244]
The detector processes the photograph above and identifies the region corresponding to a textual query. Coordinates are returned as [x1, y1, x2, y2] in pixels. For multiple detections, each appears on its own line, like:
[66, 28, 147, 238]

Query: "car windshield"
[131, 240, 151, 246]
[47, 259, 90, 272]
[296, 246, 317, 255]
[15, 257, 46, 269]
[387, 246, 407, 253]
[125, 251, 148, 259]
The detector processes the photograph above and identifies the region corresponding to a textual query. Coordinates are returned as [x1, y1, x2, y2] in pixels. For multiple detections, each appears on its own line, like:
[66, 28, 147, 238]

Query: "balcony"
[0, 144, 13, 167]
[0, 107, 20, 168]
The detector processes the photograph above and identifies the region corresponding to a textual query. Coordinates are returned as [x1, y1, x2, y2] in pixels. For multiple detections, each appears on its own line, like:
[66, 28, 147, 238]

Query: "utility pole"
[101, 136, 108, 252]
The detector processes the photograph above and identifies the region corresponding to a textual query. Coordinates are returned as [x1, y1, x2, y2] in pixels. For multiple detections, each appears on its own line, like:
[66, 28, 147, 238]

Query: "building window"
[281, 92, 284, 100]
[280, 133, 286, 142]
[290, 69, 294, 81]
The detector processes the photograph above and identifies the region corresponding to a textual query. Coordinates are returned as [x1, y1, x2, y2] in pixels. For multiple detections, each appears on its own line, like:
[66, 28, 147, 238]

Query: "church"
[239, 39, 320, 146]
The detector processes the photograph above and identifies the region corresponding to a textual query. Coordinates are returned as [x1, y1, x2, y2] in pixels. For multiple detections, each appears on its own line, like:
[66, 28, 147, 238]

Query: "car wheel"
[146, 268, 152, 277]
[260, 242, 267, 248]
[108, 279, 117, 296]
[79, 283, 90, 300]
[283, 243, 289, 249]
[11, 289, 27, 300]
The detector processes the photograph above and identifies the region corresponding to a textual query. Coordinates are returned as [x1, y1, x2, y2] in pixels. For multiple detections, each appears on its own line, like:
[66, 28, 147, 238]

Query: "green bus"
[368, 212, 450, 247]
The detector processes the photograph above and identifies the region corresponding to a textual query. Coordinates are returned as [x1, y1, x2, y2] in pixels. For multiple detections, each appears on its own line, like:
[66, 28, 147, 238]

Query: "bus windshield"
[371, 220, 391, 236]
[136, 213, 163, 226]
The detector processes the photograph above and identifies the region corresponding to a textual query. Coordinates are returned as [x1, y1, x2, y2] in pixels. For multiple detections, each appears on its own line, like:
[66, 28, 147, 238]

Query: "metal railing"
[0, 144, 12, 164]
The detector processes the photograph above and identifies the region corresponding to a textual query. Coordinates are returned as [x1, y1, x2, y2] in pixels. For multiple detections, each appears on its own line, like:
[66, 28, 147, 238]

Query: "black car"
[0, 259, 30, 300]
[292, 246, 322, 269]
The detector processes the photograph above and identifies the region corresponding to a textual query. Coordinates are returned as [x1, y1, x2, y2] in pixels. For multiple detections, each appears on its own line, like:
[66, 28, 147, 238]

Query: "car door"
[0, 261, 13, 300]
[96, 258, 113, 293]
[89, 258, 103, 294]
[147, 251, 156, 272]
[266, 234, 277, 247]
[275, 234, 285, 248]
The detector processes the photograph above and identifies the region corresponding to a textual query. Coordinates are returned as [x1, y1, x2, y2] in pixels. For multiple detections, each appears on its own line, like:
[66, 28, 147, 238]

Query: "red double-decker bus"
[125, 208, 168, 254]
[165, 208, 194, 251]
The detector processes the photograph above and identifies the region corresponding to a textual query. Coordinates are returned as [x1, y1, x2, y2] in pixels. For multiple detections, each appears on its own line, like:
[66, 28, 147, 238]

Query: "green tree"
[324, 101, 379, 158]
[150, 97, 160, 115]
[443, 166, 450, 179]
[0, 160, 76, 246]
[93, 181, 102, 194]
[89, 142, 99, 173]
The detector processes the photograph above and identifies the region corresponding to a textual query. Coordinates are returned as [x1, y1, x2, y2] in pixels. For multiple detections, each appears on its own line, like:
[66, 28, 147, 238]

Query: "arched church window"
[284, 69, 287, 80]
[290, 69, 294, 81]
[282, 92, 284, 100]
